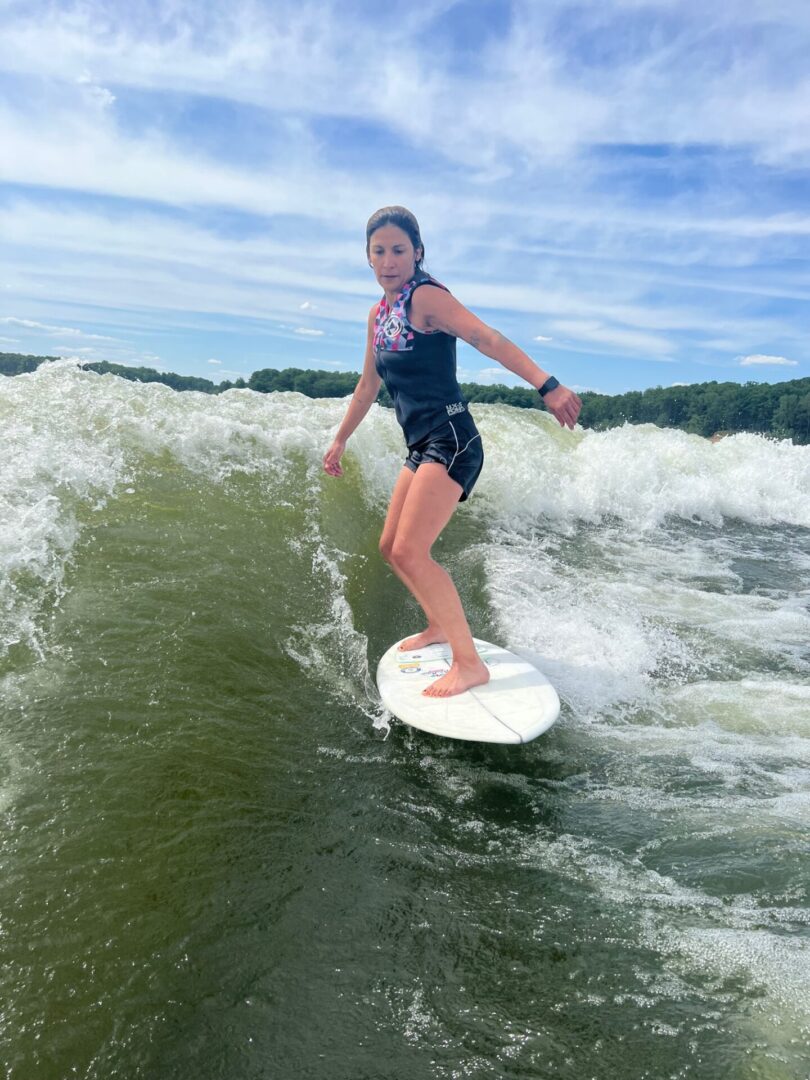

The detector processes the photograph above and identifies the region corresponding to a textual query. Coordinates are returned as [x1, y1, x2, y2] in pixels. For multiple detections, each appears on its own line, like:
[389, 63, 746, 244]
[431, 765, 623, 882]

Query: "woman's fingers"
[547, 387, 582, 429]
[563, 390, 582, 429]
[323, 442, 345, 476]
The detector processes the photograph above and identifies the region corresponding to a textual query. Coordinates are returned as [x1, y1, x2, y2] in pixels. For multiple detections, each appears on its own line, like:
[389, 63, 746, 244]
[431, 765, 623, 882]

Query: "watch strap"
[537, 376, 560, 397]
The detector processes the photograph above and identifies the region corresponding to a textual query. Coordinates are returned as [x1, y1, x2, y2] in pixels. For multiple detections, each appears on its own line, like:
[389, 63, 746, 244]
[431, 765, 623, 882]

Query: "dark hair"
[365, 206, 424, 270]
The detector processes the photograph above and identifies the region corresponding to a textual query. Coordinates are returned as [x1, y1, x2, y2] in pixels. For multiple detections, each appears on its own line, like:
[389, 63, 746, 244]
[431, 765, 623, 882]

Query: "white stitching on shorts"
[447, 421, 482, 472]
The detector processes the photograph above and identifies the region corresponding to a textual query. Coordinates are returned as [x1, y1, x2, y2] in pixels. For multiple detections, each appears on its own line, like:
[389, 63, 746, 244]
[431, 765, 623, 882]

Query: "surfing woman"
[323, 206, 581, 698]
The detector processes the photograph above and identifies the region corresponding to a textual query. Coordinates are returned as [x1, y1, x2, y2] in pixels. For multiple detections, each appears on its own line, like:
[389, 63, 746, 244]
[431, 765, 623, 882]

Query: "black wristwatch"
[537, 376, 560, 397]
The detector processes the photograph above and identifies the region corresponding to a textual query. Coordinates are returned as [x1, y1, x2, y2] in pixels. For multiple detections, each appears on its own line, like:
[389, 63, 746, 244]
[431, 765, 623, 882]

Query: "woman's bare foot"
[423, 659, 490, 697]
[398, 627, 447, 652]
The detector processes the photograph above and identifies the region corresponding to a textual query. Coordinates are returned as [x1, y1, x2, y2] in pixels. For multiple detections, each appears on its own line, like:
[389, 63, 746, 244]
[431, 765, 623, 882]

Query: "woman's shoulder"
[409, 275, 451, 312]
[412, 272, 450, 295]
[409, 277, 454, 316]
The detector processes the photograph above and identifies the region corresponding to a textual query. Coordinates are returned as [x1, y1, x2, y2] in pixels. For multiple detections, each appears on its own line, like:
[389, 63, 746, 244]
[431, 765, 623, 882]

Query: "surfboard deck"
[376, 637, 560, 744]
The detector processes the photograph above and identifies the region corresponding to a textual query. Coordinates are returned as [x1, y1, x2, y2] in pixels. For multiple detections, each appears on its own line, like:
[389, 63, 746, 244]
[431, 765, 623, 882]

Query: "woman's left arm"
[411, 286, 582, 430]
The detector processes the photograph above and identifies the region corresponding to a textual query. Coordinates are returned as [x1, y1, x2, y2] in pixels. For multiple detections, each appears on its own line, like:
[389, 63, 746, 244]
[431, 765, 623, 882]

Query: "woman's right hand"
[323, 438, 346, 477]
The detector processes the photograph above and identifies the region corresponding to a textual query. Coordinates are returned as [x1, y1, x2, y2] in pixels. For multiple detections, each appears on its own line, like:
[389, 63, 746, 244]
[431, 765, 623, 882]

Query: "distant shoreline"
[2, 351, 808, 444]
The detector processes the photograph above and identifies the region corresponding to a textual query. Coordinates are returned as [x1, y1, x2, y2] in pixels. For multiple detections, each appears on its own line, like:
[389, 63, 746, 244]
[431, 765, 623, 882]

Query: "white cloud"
[548, 319, 675, 358]
[304, 358, 349, 369]
[533, 334, 553, 342]
[738, 354, 799, 367]
[207, 357, 222, 364]
[0, 101, 362, 222]
[0, 0, 808, 246]
[295, 327, 325, 336]
[0, 316, 119, 342]
[76, 72, 116, 109]
[460, 366, 522, 385]
[3, 198, 804, 371]
[1, 1, 808, 169]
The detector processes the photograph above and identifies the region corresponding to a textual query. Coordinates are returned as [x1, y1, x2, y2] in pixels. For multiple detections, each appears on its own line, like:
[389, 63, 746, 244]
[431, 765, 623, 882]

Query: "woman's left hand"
[542, 384, 582, 430]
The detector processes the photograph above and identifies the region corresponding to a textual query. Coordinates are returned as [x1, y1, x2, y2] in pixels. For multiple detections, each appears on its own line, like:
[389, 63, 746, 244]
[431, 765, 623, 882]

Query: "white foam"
[484, 536, 694, 713]
[0, 364, 392, 665]
[3, 363, 809, 704]
[1, 362, 128, 658]
[483, 502, 809, 724]
[510, 829, 810, 1027]
[284, 480, 380, 724]
[671, 680, 810, 736]
[468, 408, 810, 531]
[653, 925, 810, 1021]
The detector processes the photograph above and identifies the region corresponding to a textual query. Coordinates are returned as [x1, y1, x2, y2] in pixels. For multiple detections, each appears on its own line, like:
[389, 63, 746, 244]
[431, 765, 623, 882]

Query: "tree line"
[2, 352, 808, 443]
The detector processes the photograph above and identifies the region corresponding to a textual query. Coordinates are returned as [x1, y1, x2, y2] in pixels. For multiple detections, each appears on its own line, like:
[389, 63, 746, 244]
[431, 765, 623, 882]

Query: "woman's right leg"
[379, 467, 448, 649]
[385, 462, 488, 697]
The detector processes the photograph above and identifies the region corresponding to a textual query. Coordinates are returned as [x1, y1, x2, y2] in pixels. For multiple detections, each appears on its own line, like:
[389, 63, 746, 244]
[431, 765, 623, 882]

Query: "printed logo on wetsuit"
[446, 401, 466, 416]
[375, 307, 415, 353]
[383, 314, 404, 340]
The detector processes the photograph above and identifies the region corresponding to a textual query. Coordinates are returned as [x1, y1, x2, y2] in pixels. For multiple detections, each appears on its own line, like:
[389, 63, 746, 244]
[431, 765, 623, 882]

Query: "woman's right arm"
[323, 306, 382, 477]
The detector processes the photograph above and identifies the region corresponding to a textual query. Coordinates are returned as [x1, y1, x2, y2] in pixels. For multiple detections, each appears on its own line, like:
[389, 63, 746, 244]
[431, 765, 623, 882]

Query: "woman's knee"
[389, 537, 428, 574]
[379, 533, 396, 564]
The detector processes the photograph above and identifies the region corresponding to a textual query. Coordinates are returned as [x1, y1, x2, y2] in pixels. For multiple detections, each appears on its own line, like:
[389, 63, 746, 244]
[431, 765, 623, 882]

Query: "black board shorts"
[404, 414, 484, 502]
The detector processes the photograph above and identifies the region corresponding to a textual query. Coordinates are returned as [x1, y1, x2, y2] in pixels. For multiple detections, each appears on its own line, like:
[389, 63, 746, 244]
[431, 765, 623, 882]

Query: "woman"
[323, 206, 581, 699]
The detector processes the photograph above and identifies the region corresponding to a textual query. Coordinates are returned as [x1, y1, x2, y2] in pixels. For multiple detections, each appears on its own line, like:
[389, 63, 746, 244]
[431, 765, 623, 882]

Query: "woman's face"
[368, 224, 422, 296]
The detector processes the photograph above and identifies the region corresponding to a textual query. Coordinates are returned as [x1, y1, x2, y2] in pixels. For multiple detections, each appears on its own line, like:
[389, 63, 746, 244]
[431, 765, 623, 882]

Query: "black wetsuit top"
[373, 272, 469, 446]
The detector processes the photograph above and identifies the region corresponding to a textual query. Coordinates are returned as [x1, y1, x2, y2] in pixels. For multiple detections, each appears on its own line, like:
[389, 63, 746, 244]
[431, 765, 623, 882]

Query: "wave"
[2, 360, 809, 668]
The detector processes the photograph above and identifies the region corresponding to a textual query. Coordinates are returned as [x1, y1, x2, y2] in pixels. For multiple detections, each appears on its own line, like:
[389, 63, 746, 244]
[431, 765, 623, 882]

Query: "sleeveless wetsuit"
[373, 273, 484, 501]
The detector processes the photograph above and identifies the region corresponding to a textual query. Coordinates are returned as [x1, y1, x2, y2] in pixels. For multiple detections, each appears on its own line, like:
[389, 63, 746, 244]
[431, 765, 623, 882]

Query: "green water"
[1, 368, 809, 1078]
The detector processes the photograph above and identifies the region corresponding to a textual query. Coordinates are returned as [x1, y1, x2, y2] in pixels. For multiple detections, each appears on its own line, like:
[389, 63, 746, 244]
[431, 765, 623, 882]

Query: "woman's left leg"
[388, 461, 489, 698]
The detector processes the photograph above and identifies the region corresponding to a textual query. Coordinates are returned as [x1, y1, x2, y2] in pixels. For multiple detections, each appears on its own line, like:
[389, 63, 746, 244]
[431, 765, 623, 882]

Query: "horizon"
[1, 1, 809, 395]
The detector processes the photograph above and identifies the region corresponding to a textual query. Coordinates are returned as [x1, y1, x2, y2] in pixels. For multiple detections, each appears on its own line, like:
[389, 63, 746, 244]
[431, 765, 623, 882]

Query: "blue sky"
[1, 0, 809, 395]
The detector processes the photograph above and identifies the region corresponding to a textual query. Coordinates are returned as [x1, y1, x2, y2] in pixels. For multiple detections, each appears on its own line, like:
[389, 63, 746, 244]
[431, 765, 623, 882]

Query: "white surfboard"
[376, 637, 560, 744]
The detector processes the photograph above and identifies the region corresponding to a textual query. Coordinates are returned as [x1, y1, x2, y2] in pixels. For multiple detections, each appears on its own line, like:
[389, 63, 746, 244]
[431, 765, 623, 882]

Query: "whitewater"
[1, 361, 808, 1079]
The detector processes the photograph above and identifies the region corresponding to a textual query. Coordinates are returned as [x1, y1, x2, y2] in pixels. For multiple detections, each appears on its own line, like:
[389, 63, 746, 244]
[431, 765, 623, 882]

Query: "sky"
[1, 0, 809, 395]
